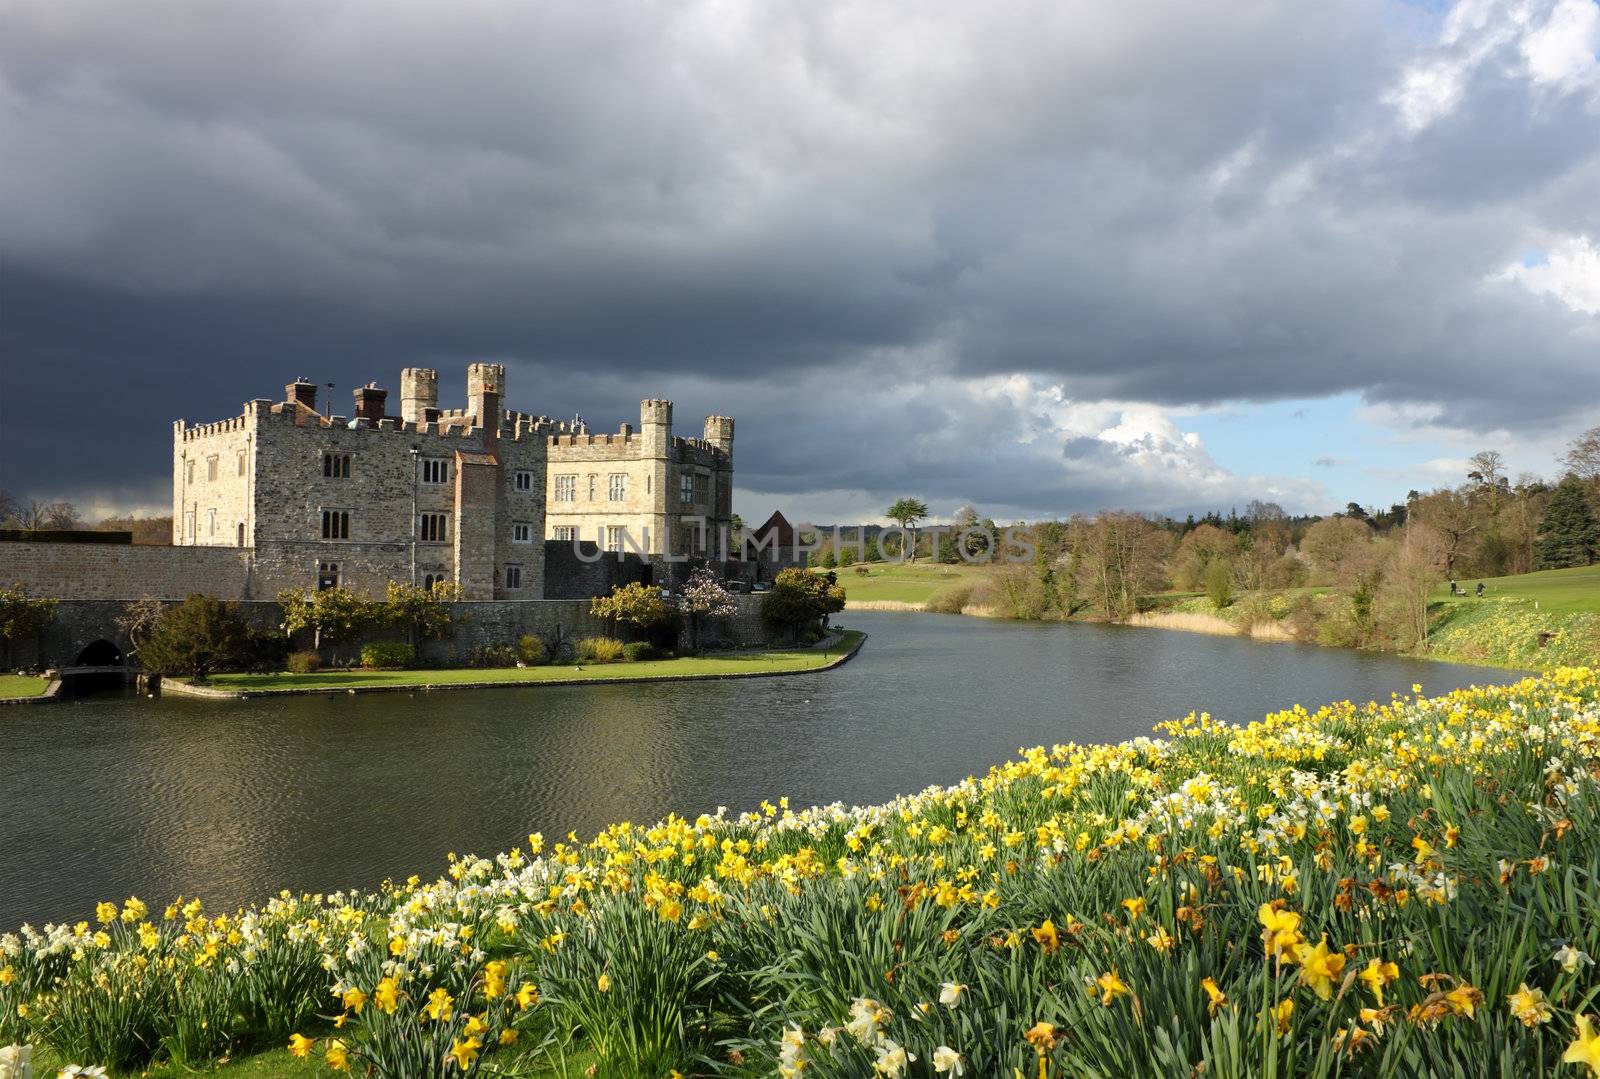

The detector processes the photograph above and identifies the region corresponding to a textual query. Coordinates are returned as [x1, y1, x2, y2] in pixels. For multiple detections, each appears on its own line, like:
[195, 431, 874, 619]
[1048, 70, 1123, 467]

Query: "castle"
[171, 364, 735, 599]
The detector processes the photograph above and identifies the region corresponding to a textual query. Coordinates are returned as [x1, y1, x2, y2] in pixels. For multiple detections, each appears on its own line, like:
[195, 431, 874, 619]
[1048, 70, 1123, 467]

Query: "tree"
[1466, 450, 1505, 489]
[1560, 426, 1600, 482]
[1408, 489, 1477, 576]
[0, 489, 16, 526]
[116, 597, 167, 663]
[760, 567, 845, 641]
[138, 594, 249, 680]
[590, 582, 672, 638]
[280, 587, 386, 658]
[1378, 524, 1446, 651]
[384, 580, 463, 649]
[1536, 475, 1600, 569]
[1168, 524, 1237, 591]
[1204, 559, 1233, 609]
[0, 585, 57, 667]
[1078, 513, 1171, 621]
[885, 498, 929, 562]
[1300, 516, 1372, 583]
[679, 567, 736, 652]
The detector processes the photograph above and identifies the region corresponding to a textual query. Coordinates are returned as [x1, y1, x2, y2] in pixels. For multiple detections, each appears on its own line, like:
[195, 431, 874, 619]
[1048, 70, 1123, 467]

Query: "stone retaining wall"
[10, 595, 774, 669]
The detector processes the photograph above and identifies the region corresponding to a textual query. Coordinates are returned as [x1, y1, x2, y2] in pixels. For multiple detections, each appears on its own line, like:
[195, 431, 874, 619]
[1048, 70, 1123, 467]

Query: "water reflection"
[0, 612, 1520, 926]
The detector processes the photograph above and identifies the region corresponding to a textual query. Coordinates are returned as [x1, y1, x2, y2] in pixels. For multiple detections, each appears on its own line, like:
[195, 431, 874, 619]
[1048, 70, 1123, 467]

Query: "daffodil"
[1507, 983, 1552, 1027]
[1293, 936, 1346, 1001]
[1565, 1015, 1600, 1076]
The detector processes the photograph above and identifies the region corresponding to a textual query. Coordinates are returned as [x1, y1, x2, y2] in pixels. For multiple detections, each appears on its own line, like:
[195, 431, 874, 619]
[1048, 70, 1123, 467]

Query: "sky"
[1, 0, 1598, 526]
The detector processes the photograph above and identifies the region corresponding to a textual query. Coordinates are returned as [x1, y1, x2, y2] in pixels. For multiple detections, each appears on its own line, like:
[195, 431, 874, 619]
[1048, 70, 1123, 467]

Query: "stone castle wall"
[13, 594, 773, 669]
[1, 541, 256, 600]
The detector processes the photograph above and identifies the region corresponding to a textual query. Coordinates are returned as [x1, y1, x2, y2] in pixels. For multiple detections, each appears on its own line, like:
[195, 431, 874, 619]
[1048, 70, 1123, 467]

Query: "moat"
[0, 610, 1521, 927]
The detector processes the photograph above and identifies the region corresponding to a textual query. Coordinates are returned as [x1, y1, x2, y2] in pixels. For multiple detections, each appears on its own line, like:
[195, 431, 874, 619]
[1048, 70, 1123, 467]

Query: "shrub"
[137, 594, 250, 679]
[760, 568, 846, 640]
[467, 643, 518, 668]
[516, 634, 548, 665]
[621, 641, 658, 662]
[926, 583, 974, 615]
[360, 641, 415, 669]
[576, 636, 625, 663]
[286, 650, 322, 674]
[1204, 559, 1234, 609]
[238, 629, 290, 673]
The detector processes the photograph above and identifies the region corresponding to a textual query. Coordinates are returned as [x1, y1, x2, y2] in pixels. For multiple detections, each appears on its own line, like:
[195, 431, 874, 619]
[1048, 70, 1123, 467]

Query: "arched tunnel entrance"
[76, 639, 124, 667]
[63, 639, 128, 697]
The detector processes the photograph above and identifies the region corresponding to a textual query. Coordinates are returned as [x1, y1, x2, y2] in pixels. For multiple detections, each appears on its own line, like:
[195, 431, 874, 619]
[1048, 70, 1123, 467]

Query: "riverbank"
[839, 561, 1592, 671]
[0, 674, 55, 705]
[4, 668, 1593, 1076]
[167, 630, 865, 699]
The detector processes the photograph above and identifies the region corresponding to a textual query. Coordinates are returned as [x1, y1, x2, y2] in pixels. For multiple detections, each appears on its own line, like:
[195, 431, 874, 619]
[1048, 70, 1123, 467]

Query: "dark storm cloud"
[2, 0, 1598, 516]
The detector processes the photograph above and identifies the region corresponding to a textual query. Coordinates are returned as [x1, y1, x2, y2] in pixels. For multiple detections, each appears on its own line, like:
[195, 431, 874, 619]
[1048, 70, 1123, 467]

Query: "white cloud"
[1499, 234, 1600, 313]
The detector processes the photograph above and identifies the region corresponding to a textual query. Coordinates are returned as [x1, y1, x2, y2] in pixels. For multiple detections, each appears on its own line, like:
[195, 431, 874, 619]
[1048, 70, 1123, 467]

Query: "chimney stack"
[286, 378, 317, 411]
[353, 382, 388, 422]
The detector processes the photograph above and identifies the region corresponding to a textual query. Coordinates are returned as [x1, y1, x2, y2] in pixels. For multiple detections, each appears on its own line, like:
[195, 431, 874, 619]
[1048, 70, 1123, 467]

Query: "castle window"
[694, 473, 709, 503]
[608, 473, 626, 501]
[514, 470, 533, 492]
[420, 458, 449, 485]
[237, 522, 245, 547]
[418, 513, 449, 543]
[553, 526, 576, 541]
[323, 452, 351, 478]
[605, 526, 624, 553]
[588, 474, 597, 500]
[207, 509, 216, 536]
[320, 509, 350, 540]
[512, 522, 533, 544]
[553, 475, 576, 502]
[680, 474, 694, 504]
[422, 572, 443, 589]
[185, 461, 195, 485]
[237, 452, 247, 476]
[185, 511, 196, 540]
[318, 562, 340, 590]
[207, 456, 219, 482]
[505, 565, 523, 590]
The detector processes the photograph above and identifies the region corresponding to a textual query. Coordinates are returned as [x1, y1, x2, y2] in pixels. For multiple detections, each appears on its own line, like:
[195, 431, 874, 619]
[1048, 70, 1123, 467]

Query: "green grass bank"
[177, 631, 865, 698]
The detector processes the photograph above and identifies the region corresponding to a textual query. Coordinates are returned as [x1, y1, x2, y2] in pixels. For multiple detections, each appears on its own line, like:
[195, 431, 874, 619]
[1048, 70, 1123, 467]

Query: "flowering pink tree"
[680, 566, 736, 652]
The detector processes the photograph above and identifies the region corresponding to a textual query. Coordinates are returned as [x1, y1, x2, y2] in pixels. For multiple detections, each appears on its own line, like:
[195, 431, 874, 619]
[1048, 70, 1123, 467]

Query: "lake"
[0, 611, 1521, 927]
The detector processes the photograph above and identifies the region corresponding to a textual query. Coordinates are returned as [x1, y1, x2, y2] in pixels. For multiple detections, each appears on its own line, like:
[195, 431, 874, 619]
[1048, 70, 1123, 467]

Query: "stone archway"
[75, 639, 123, 667]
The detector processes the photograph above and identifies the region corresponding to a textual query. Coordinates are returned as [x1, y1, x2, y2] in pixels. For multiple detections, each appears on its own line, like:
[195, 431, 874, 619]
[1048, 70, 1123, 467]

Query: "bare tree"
[0, 489, 16, 526]
[1409, 488, 1478, 576]
[1466, 450, 1505, 488]
[1080, 512, 1171, 621]
[1560, 426, 1600, 481]
[43, 501, 82, 529]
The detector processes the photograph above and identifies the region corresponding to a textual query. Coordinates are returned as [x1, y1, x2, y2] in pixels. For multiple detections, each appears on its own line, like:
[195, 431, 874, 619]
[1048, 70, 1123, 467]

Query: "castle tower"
[641, 399, 673, 557]
[467, 362, 506, 450]
[400, 368, 438, 424]
[703, 415, 734, 459]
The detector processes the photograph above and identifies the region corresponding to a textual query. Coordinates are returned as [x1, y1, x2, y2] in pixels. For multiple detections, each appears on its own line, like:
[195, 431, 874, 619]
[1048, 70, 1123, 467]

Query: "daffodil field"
[8, 670, 1600, 1077]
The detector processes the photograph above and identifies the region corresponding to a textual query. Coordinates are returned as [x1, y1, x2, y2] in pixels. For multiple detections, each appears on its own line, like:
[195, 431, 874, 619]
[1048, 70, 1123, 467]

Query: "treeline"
[852, 433, 1600, 653]
[0, 489, 172, 544]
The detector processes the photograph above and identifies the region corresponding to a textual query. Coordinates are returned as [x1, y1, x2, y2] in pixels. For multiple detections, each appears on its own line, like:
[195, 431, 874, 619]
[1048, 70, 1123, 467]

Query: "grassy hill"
[831, 560, 986, 605]
[1430, 564, 1600, 615]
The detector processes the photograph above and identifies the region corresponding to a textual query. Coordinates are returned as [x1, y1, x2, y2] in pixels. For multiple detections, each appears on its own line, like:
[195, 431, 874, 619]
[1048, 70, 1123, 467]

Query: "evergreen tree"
[1536, 475, 1600, 568]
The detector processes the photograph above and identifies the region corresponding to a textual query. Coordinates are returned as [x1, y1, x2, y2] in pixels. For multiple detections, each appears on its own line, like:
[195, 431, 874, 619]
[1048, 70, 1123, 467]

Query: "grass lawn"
[827, 561, 986, 605]
[197, 631, 863, 694]
[0, 673, 50, 698]
[1430, 563, 1600, 615]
